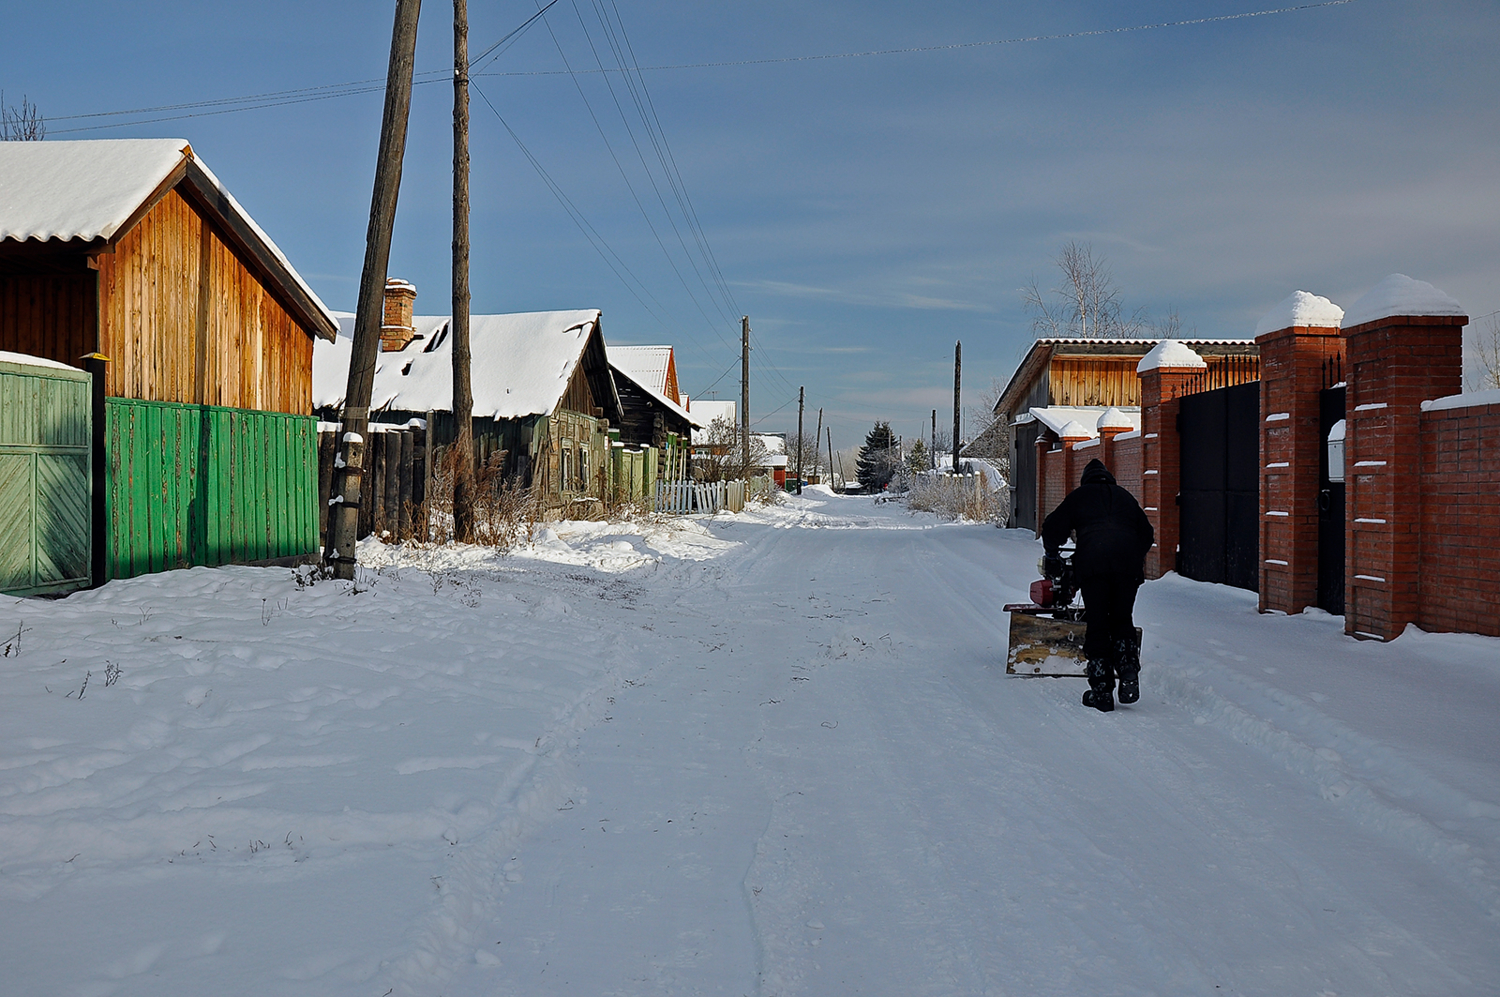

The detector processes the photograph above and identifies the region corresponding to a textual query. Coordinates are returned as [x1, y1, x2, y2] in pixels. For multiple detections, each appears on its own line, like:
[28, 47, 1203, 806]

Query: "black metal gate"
[1177, 381, 1260, 591]
[1317, 385, 1346, 614]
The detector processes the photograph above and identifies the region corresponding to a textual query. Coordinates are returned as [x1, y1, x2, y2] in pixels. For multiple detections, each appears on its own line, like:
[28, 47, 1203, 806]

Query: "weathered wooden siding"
[95, 189, 312, 414]
[105, 398, 317, 579]
[0, 273, 97, 367]
[1048, 358, 1144, 408]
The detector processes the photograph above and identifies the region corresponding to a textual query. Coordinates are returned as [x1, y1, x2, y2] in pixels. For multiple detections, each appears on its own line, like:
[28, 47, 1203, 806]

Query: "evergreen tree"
[906, 438, 928, 476]
[856, 421, 898, 491]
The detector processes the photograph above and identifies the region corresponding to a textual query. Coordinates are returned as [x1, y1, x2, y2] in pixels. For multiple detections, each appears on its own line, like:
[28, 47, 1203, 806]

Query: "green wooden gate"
[0, 357, 93, 596]
[105, 399, 318, 580]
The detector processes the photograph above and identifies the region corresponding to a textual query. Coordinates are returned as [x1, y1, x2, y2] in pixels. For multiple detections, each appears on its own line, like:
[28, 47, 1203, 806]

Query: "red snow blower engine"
[1002, 547, 1089, 676]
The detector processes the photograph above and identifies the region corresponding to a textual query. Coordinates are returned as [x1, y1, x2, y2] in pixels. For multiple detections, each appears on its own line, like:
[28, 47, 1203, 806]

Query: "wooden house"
[607, 344, 698, 481]
[313, 283, 623, 512]
[0, 138, 338, 585]
[995, 338, 1259, 529]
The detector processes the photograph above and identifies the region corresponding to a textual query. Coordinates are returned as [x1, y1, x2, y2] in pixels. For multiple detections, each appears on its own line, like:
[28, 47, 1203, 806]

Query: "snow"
[2, 494, 1498, 995]
[1027, 405, 1140, 439]
[689, 399, 736, 443]
[607, 342, 700, 427]
[1254, 290, 1344, 336]
[0, 140, 337, 338]
[1096, 406, 1132, 430]
[1136, 340, 1207, 372]
[1422, 388, 1500, 412]
[0, 138, 188, 243]
[1056, 419, 1091, 438]
[313, 309, 602, 419]
[0, 350, 80, 372]
[1341, 274, 1466, 329]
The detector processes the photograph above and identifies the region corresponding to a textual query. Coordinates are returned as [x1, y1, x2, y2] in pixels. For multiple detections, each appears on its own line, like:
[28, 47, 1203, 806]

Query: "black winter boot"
[1115, 635, 1140, 705]
[1081, 658, 1114, 713]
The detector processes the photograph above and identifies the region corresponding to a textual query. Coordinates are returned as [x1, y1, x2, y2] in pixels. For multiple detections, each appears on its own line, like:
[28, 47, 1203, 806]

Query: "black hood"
[1081, 458, 1116, 486]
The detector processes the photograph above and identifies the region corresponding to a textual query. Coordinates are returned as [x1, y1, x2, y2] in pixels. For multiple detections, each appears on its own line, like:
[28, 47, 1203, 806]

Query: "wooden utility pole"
[451, 0, 474, 542]
[952, 340, 962, 476]
[740, 316, 750, 474]
[930, 409, 937, 471]
[795, 386, 805, 493]
[813, 407, 823, 485]
[327, 0, 422, 580]
[826, 426, 835, 491]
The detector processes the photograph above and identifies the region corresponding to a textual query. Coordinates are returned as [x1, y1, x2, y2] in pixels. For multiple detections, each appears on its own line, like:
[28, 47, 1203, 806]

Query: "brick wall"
[1256, 325, 1344, 613]
[1110, 433, 1144, 504]
[1416, 398, 1500, 637]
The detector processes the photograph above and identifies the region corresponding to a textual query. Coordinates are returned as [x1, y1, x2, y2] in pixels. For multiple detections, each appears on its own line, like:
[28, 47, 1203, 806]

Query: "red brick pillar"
[1097, 407, 1131, 472]
[1254, 292, 1345, 614]
[1138, 343, 1207, 579]
[1034, 433, 1051, 537]
[1059, 421, 1091, 493]
[1340, 275, 1467, 641]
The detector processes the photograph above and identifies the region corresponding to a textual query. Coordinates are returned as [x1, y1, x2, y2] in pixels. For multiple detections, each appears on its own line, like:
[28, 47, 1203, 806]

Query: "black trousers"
[1079, 575, 1141, 663]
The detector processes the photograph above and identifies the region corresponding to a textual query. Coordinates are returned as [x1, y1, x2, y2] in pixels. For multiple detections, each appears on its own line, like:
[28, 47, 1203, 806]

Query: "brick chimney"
[381, 278, 418, 352]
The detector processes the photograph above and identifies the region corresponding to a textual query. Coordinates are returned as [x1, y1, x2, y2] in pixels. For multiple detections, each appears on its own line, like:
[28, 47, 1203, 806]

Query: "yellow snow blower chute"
[1003, 549, 1141, 677]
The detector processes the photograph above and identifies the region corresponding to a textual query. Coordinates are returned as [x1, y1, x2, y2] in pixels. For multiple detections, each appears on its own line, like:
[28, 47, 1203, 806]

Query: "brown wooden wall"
[95, 189, 313, 414]
[0, 273, 96, 366]
[1048, 358, 1143, 408]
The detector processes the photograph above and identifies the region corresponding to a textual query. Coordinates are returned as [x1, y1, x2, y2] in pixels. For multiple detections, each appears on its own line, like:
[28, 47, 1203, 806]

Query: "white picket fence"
[654, 478, 749, 515]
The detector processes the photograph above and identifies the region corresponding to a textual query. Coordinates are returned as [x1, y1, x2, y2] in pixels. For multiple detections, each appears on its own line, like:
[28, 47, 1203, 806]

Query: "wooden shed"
[313, 286, 624, 514]
[0, 139, 338, 584]
[995, 338, 1259, 530]
[607, 344, 699, 482]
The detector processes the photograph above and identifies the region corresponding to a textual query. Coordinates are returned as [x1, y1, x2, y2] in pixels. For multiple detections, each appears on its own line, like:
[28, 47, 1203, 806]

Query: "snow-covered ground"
[2, 487, 1496, 996]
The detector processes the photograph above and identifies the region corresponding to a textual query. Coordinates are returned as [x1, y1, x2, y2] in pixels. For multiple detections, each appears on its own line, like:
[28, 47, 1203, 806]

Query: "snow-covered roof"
[608, 345, 675, 401]
[607, 343, 699, 428]
[314, 309, 610, 420]
[1254, 290, 1344, 336]
[1137, 340, 1207, 373]
[0, 138, 338, 340]
[689, 399, 737, 443]
[1342, 274, 1465, 330]
[1025, 406, 1141, 439]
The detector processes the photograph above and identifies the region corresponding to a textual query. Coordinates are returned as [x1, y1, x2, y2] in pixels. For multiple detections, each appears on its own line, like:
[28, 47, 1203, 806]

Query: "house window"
[579, 446, 589, 488]
[559, 446, 570, 489]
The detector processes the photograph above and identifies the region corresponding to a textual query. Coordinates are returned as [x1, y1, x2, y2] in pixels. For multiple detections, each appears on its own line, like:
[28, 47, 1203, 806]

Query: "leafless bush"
[908, 469, 1007, 522]
[425, 446, 542, 550]
[0, 92, 45, 141]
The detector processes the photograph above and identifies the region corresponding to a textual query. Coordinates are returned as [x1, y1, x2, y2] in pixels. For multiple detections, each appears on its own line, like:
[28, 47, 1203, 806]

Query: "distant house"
[607, 344, 699, 480]
[313, 281, 623, 511]
[0, 138, 337, 588]
[995, 337, 1259, 529]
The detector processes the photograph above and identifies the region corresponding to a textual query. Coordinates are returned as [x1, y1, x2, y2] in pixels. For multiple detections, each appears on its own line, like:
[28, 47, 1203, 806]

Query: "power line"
[43, 2, 1357, 131]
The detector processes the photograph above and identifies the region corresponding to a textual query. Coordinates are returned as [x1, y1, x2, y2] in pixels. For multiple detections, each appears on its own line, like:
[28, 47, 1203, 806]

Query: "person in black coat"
[1041, 458, 1154, 712]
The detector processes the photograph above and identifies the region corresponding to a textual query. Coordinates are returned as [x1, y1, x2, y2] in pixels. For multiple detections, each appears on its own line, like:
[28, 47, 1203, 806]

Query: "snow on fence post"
[1340, 275, 1467, 641]
[1254, 291, 1345, 615]
[1137, 342, 1207, 580]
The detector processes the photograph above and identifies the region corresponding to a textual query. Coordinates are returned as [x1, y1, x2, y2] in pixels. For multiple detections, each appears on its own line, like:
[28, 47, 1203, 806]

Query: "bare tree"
[1469, 313, 1500, 392]
[695, 416, 770, 482]
[0, 92, 45, 141]
[1022, 241, 1146, 340]
[1152, 306, 1195, 340]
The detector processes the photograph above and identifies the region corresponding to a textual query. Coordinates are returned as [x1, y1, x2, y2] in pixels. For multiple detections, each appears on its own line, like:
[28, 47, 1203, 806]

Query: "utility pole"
[826, 426, 835, 491]
[795, 386, 805, 494]
[451, 0, 474, 542]
[327, 0, 422, 580]
[952, 339, 962, 476]
[813, 407, 823, 486]
[740, 316, 750, 475]
[931, 409, 936, 471]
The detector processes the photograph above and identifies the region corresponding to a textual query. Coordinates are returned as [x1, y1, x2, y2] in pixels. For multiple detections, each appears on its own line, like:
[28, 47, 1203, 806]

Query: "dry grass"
[420, 447, 544, 551]
[908, 470, 1008, 522]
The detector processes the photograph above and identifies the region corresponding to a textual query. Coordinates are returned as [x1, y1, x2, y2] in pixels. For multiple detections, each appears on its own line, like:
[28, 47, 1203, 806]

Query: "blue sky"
[5, 1, 1496, 449]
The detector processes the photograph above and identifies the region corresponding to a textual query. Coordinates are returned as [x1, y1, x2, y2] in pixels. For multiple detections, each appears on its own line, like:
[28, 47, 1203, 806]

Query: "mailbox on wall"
[1326, 419, 1346, 483]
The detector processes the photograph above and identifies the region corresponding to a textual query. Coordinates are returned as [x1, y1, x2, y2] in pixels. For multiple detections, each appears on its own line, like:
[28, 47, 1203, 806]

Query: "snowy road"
[2, 489, 1496, 996]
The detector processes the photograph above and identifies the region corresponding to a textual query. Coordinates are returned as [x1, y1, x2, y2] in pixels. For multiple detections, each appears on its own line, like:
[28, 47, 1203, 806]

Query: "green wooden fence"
[0, 357, 92, 596]
[105, 399, 318, 580]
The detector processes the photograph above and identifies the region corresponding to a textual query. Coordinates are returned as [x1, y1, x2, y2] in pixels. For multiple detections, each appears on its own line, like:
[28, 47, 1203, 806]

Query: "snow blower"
[1003, 548, 1142, 677]
[1003, 548, 1089, 676]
